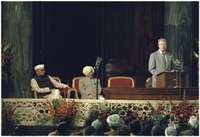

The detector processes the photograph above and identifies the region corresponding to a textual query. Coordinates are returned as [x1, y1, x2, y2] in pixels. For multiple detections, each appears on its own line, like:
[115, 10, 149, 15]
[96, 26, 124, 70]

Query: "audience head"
[117, 125, 131, 135]
[82, 66, 95, 78]
[140, 119, 153, 135]
[188, 115, 198, 128]
[34, 64, 45, 76]
[57, 121, 71, 135]
[84, 109, 100, 127]
[59, 116, 74, 126]
[91, 119, 103, 133]
[165, 125, 177, 136]
[125, 111, 138, 124]
[106, 114, 124, 129]
[129, 120, 141, 135]
[151, 124, 164, 136]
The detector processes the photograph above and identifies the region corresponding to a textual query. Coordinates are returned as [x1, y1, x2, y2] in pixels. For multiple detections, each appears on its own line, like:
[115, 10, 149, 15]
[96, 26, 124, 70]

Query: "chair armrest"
[32, 90, 38, 98]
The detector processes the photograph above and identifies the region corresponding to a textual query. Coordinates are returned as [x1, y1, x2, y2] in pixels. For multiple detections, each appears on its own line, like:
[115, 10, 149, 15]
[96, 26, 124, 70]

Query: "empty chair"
[72, 76, 83, 94]
[108, 76, 135, 88]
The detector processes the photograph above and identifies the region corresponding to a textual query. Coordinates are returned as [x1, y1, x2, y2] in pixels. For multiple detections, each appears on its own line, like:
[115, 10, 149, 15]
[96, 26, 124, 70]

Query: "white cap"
[34, 64, 44, 71]
[106, 114, 122, 128]
[91, 119, 102, 130]
[165, 125, 177, 136]
[188, 115, 198, 128]
[82, 66, 94, 76]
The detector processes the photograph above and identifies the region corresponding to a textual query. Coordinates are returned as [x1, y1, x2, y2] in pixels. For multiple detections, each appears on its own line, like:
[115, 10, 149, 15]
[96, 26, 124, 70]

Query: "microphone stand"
[177, 56, 183, 100]
[95, 65, 100, 100]
[95, 57, 102, 100]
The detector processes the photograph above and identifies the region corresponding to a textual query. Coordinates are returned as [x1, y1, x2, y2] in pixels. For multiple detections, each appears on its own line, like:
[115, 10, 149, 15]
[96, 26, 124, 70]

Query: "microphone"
[95, 57, 102, 70]
[193, 51, 199, 59]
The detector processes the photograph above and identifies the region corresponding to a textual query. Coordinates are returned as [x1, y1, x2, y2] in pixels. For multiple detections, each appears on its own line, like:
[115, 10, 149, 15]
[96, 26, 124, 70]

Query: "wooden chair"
[108, 76, 135, 88]
[66, 88, 79, 99]
[72, 76, 84, 98]
[52, 76, 79, 98]
[72, 76, 84, 95]
[33, 90, 38, 98]
[145, 77, 152, 88]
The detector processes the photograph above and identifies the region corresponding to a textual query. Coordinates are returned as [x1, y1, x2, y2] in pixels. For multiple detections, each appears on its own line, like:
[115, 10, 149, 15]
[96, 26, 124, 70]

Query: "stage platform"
[103, 87, 199, 100]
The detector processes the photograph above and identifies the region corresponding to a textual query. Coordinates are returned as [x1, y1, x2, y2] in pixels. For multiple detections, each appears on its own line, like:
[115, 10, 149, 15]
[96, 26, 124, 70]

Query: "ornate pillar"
[2, 2, 32, 97]
[164, 2, 193, 87]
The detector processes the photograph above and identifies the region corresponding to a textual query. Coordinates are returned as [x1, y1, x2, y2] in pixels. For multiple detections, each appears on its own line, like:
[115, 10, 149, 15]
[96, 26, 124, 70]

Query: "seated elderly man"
[79, 66, 104, 99]
[31, 64, 69, 98]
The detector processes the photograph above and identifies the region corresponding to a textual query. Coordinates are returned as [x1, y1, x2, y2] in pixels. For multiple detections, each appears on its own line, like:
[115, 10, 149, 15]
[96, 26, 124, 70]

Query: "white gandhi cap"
[34, 64, 44, 71]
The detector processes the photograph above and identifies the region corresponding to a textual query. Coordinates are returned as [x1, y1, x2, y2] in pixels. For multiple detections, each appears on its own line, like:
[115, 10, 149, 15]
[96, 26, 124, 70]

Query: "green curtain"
[164, 2, 193, 87]
[2, 2, 32, 97]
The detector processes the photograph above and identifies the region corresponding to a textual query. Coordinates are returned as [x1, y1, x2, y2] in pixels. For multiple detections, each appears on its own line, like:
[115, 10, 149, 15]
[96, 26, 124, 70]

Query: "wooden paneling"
[103, 87, 199, 100]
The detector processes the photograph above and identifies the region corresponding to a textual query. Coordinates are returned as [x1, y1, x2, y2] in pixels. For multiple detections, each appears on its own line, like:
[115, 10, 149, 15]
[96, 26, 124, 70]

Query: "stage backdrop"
[32, 2, 199, 87]
[2, 2, 199, 97]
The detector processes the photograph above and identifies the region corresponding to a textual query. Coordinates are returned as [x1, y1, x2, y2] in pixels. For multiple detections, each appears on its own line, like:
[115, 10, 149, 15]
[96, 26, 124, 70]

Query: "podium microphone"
[95, 57, 102, 69]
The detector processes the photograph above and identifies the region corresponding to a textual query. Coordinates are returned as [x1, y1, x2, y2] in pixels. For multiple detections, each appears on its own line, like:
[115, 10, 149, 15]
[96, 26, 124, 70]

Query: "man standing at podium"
[148, 38, 174, 87]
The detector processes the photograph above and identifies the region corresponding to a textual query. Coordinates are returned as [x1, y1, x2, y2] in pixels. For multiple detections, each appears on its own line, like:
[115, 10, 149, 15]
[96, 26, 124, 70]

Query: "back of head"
[84, 110, 99, 127]
[151, 124, 164, 136]
[140, 120, 153, 135]
[57, 121, 71, 135]
[125, 111, 138, 124]
[91, 119, 103, 131]
[117, 125, 131, 136]
[165, 125, 177, 136]
[188, 115, 198, 128]
[129, 120, 141, 135]
[106, 114, 124, 129]
[59, 116, 74, 126]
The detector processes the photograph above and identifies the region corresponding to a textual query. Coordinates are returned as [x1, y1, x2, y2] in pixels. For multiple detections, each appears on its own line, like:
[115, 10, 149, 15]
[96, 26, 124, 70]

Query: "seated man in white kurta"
[31, 64, 69, 98]
[79, 66, 103, 99]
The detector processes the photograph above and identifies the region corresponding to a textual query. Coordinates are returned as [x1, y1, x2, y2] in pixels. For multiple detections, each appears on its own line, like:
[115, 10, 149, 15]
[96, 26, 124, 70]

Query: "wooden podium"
[155, 72, 185, 88]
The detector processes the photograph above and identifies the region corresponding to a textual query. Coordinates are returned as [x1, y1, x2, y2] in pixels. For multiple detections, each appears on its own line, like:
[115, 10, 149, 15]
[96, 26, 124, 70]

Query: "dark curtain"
[32, 2, 165, 87]
[103, 2, 164, 86]
[32, 2, 198, 87]
[32, 2, 102, 84]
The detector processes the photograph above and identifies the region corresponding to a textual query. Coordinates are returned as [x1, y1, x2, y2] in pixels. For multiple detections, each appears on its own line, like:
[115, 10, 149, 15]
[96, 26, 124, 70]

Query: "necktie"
[162, 53, 167, 69]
